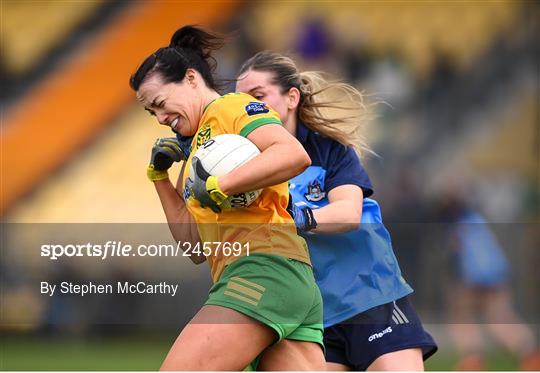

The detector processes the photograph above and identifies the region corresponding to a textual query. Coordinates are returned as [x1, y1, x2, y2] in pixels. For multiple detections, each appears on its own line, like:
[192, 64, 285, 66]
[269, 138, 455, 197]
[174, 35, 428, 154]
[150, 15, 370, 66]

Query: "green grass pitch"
[0, 334, 519, 370]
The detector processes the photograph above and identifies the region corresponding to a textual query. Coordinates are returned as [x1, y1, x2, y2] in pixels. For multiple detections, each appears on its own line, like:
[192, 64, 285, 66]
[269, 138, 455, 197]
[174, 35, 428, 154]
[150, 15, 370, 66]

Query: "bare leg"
[367, 348, 424, 371]
[326, 362, 350, 371]
[448, 285, 487, 370]
[483, 287, 536, 356]
[258, 339, 326, 371]
[160, 305, 275, 371]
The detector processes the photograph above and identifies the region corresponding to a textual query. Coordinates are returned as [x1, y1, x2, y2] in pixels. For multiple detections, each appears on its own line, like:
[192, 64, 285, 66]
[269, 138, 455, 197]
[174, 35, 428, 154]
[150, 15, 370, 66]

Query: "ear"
[185, 68, 198, 88]
[287, 87, 301, 110]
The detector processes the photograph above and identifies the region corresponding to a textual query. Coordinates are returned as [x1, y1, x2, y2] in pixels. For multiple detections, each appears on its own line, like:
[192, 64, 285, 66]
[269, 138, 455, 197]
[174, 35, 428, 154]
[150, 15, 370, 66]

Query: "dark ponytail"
[129, 25, 226, 92]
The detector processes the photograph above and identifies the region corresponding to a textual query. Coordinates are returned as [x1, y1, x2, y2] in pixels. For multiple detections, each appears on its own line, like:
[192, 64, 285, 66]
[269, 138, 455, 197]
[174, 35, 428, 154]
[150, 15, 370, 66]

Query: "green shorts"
[205, 253, 323, 348]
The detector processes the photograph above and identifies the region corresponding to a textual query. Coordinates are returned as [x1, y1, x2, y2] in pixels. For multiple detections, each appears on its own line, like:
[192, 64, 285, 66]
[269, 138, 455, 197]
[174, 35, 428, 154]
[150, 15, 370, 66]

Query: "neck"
[200, 87, 221, 116]
[283, 110, 298, 136]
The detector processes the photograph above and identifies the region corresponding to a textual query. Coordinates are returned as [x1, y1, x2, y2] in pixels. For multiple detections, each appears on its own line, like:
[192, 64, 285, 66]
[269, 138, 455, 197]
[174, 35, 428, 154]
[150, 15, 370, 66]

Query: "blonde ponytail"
[239, 51, 373, 158]
[298, 71, 372, 157]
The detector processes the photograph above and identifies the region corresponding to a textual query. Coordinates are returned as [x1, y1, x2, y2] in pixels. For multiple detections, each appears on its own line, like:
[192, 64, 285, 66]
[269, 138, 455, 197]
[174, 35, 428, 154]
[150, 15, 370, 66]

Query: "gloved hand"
[189, 157, 228, 213]
[287, 200, 317, 232]
[147, 137, 189, 182]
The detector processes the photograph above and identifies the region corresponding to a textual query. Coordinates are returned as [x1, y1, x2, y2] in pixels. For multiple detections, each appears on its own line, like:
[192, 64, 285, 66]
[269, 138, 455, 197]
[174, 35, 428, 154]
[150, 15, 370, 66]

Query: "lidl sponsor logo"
[245, 102, 269, 116]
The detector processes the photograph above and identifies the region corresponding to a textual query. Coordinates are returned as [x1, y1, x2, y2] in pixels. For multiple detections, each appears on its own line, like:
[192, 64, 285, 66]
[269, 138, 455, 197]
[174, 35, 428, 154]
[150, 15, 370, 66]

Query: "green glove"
[147, 137, 187, 182]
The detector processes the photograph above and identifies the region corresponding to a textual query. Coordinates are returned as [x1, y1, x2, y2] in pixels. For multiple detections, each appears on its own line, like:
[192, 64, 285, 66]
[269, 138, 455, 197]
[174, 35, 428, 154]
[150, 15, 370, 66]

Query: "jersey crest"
[196, 123, 212, 147]
[305, 180, 326, 202]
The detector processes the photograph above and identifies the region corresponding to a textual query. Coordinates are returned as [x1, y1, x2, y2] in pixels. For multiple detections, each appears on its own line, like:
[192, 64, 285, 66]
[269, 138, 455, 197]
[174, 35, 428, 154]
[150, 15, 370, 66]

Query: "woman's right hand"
[287, 200, 317, 232]
[147, 137, 190, 181]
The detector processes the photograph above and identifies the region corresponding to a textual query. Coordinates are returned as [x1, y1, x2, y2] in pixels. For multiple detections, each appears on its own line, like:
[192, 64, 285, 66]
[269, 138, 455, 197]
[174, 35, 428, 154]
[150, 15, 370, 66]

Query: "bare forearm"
[218, 144, 310, 195]
[312, 200, 362, 234]
[153, 179, 205, 264]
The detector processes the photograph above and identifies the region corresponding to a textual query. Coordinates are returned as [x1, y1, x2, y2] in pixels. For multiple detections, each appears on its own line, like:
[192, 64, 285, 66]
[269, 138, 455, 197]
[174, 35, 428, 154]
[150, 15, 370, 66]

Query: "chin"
[179, 128, 196, 137]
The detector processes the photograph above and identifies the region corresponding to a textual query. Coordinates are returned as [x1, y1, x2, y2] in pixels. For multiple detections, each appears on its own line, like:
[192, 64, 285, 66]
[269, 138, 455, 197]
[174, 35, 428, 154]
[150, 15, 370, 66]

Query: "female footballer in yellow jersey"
[129, 26, 325, 370]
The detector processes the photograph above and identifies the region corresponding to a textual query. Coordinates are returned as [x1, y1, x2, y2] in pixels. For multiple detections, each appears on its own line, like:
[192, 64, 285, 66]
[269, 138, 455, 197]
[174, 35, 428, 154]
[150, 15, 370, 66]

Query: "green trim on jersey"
[239, 118, 282, 137]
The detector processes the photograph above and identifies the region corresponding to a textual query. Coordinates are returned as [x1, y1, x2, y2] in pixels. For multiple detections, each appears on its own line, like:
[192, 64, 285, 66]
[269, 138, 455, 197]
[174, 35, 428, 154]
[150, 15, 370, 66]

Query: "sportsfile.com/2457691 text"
[40, 241, 250, 260]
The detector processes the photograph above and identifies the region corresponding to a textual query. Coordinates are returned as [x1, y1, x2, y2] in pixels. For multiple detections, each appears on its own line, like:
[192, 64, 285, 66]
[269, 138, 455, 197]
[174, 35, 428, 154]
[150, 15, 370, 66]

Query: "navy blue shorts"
[324, 296, 437, 370]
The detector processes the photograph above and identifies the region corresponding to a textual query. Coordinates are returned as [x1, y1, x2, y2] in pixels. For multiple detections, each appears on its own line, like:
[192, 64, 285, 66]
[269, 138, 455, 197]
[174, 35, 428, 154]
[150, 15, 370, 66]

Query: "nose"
[156, 112, 169, 125]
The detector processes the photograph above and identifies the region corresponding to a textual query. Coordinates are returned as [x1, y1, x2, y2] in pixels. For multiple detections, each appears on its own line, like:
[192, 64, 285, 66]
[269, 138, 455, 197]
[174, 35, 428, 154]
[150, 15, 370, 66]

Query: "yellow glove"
[206, 176, 228, 204]
[147, 165, 169, 182]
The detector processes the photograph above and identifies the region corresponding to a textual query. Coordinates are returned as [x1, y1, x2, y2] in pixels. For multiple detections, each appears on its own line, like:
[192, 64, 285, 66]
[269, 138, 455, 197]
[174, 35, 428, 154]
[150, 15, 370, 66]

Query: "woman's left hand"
[190, 157, 226, 213]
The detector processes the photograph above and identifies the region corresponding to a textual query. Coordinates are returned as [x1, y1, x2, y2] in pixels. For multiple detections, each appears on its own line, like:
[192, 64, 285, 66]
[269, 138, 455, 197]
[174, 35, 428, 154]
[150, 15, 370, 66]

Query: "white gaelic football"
[190, 134, 262, 210]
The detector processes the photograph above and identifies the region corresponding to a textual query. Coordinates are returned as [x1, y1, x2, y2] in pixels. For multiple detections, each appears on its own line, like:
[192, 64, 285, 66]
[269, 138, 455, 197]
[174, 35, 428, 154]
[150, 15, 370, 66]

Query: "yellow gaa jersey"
[182, 93, 310, 282]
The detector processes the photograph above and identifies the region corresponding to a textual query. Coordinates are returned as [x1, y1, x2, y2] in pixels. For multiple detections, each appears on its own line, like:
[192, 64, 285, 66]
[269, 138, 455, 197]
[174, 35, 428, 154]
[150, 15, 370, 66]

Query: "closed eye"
[249, 90, 265, 100]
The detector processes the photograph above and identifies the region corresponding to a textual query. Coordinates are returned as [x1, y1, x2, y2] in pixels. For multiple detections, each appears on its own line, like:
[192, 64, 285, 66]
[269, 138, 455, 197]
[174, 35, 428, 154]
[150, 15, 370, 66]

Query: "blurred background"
[1, 0, 538, 370]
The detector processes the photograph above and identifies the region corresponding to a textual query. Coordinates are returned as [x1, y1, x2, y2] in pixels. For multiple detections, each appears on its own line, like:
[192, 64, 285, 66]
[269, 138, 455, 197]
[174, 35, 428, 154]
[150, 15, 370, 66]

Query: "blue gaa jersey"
[455, 211, 509, 286]
[290, 122, 413, 327]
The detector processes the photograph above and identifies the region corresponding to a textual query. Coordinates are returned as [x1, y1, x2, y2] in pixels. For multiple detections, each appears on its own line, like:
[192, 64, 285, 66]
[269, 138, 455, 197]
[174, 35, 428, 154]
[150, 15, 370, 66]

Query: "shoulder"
[205, 93, 281, 137]
[300, 124, 373, 195]
[299, 123, 341, 158]
[301, 125, 355, 166]
[210, 93, 263, 111]
[208, 93, 276, 120]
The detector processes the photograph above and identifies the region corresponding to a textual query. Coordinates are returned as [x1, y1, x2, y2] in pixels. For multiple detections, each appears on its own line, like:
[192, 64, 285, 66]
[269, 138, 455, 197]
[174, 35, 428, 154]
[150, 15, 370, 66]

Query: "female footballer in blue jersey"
[237, 51, 437, 370]
[438, 188, 540, 371]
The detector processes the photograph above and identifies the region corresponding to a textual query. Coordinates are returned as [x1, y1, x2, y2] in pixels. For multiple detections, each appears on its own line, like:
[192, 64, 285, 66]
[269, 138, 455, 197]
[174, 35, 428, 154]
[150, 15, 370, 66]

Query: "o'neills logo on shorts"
[368, 326, 393, 342]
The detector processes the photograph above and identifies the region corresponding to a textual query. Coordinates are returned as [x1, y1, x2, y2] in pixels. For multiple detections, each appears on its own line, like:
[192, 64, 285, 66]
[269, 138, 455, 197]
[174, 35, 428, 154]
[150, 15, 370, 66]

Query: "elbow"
[290, 148, 311, 176]
[347, 221, 361, 232]
[189, 255, 207, 265]
[344, 209, 362, 232]
[300, 151, 312, 170]
[352, 206, 362, 229]
[344, 220, 361, 232]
